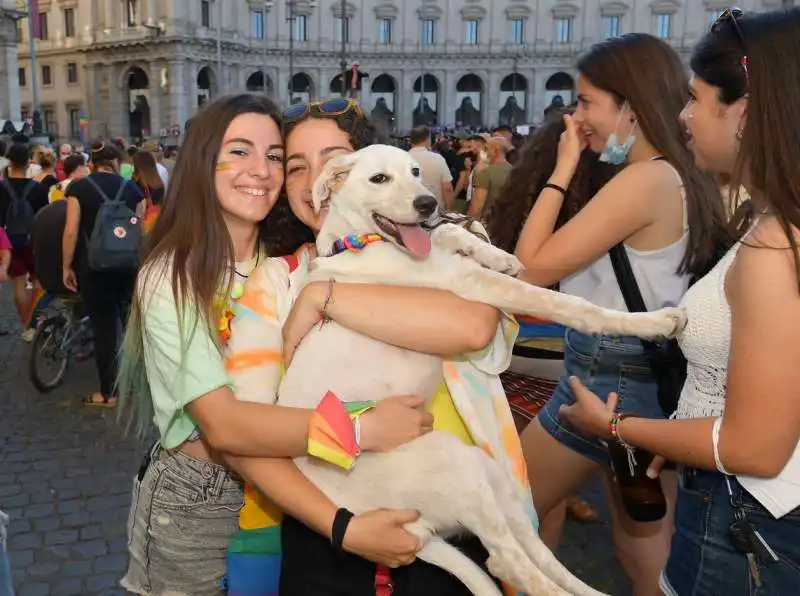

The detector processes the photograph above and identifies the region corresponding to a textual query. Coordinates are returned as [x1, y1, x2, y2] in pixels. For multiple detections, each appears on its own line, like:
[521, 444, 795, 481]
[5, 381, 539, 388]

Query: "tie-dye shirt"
[224, 246, 534, 596]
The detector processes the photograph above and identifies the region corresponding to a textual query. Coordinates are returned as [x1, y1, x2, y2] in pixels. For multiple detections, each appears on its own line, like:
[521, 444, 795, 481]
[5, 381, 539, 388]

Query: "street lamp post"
[511, 56, 519, 127]
[287, 0, 295, 102]
[419, 0, 426, 113]
[25, 0, 42, 134]
[339, 0, 347, 98]
[216, 0, 222, 93]
[262, 1, 272, 95]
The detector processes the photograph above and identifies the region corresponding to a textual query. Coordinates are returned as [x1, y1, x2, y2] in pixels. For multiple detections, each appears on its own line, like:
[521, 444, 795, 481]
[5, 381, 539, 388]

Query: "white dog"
[275, 145, 684, 595]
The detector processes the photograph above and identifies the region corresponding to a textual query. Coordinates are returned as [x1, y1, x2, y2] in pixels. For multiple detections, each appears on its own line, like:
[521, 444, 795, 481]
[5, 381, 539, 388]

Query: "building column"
[188, 61, 200, 116]
[166, 59, 188, 129]
[442, 69, 458, 128]
[108, 63, 128, 137]
[486, 68, 501, 128]
[148, 60, 164, 137]
[399, 70, 416, 133]
[104, 0, 115, 29]
[83, 63, 102, 137]
[532, 68, 549, 125]
[0, 14, 21, 120]
[145, 0, 157, 25]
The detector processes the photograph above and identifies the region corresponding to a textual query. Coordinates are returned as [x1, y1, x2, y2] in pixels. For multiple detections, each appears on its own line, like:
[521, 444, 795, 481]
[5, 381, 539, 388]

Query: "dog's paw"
[637, 307, 687, 339]
[469, 246, 524, 275]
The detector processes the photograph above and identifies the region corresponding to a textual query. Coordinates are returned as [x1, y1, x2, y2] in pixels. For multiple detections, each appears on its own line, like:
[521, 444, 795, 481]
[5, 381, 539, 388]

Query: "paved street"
[0, 286, 629, 595]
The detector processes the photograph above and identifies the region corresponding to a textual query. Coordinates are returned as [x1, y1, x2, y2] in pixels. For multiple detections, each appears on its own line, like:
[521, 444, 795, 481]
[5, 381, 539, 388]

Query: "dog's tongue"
[397, 224, 431, 257]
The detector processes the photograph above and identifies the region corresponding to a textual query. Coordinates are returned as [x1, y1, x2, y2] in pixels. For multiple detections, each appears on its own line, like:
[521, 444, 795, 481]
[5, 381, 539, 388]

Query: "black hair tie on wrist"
[331, 508, 355, 554]
[544, 182, 567, 195]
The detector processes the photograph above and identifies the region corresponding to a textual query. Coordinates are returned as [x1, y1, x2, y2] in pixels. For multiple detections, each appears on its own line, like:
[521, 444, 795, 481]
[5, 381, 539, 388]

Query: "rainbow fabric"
[308, 392, 374, 471]
[24, 287, 53, 330]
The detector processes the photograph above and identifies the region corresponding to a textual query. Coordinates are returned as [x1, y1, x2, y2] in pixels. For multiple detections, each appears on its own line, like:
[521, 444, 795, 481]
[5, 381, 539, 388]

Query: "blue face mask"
[599, 106, 637, 165]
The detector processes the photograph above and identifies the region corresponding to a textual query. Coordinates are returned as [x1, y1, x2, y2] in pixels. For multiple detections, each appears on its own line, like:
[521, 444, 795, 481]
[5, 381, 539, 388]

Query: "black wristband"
[544, 182, 567, 195]
[331, 507, 355, 553]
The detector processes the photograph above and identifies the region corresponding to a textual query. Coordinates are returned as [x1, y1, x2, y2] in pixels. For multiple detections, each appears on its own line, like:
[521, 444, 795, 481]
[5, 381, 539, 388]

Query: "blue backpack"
[83, 177, 141, 271]
[2, 178, 37, 248]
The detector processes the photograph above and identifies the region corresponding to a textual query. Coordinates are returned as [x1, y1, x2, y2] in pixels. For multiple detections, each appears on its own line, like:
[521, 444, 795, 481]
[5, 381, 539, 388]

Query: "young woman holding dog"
[118, 94, 501, 595]
[513, 34, 730, 595]
[263, 99, 522, 595]
[562, 8, 800, 594]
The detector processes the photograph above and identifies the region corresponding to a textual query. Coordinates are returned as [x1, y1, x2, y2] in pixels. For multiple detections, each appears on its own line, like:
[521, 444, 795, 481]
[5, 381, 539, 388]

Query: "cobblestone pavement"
[0, 286, 630, 596]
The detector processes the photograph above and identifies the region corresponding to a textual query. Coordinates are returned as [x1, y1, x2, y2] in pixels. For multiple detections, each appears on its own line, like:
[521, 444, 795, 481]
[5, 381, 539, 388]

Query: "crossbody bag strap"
[607, 244, 658, 354]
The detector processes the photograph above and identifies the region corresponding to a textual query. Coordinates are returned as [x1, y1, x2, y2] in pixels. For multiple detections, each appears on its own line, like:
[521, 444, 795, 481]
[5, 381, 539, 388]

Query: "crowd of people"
[1, 6, 799, 596]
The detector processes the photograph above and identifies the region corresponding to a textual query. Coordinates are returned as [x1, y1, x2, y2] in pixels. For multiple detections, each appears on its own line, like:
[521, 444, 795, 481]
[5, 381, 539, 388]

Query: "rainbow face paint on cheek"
[215, 161, 235, 172]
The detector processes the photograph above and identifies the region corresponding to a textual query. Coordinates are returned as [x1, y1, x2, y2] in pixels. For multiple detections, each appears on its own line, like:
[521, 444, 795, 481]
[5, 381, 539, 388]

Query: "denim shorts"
[121, 443, 244, 596]
[661, 467, 800, 595]
[538, 328, 663, 465]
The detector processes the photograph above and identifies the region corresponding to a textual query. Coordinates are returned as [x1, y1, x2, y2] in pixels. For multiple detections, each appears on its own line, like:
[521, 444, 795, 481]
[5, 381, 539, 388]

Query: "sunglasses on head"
[711, 7, 749, 89]
[282, 97, 365, 123]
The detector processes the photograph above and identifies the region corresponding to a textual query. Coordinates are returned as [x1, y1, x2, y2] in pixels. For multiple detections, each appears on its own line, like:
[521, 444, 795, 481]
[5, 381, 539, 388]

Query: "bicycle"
[28, 296, 94, 393]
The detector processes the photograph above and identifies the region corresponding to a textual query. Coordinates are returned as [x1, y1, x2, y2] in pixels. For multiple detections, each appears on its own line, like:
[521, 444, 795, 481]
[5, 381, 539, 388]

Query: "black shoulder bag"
[608, 245, 686, 417]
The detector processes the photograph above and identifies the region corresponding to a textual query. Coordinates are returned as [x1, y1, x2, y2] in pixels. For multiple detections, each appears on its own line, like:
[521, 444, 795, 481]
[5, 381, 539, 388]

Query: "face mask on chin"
[599, 103, 637, 166]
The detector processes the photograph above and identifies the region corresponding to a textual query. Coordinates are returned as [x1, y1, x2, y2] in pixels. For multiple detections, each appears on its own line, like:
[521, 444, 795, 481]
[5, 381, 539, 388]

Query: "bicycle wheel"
[29, 315, 70, 393]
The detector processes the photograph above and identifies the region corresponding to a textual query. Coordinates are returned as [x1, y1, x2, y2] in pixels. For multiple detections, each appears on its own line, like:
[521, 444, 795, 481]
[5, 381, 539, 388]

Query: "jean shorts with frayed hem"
[538, 328, 665, 465]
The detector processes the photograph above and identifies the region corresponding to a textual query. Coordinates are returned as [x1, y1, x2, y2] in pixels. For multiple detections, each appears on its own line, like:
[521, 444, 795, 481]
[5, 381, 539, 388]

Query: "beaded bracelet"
[609, 413, 633, 449]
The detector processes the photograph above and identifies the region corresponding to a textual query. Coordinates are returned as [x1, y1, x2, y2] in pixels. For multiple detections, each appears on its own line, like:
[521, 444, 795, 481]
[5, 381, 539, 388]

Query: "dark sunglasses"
[711, 7, 749, 89]
[282, 97, 365, 123]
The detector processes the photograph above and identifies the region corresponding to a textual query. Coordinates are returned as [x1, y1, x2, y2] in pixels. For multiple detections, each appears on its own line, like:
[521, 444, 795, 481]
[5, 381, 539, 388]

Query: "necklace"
[218, 251, 260, 345]
[328, 233, 385, 256]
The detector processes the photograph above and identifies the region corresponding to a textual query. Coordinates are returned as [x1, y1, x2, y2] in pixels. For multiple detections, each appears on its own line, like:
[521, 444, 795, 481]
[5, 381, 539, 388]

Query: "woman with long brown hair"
[563, 8, 800, 594]
[118, 93, 500, 595]
[513, 34, 729, 594]
[132, 150, 165, 233]
[484, 110, 619, 548]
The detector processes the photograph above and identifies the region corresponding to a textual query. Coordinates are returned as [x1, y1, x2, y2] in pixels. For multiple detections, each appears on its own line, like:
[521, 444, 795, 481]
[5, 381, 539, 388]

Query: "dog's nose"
[413, 195, 438, 217]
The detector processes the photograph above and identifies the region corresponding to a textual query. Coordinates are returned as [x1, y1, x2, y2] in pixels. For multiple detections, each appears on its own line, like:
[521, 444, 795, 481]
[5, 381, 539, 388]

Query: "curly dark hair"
[259, 100, 383, 256]
[484, 110, 620, 253]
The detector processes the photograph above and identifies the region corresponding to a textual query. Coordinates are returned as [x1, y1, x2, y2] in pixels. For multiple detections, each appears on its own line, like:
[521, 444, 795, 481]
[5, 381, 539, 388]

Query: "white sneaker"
[20, 328, 35, 342]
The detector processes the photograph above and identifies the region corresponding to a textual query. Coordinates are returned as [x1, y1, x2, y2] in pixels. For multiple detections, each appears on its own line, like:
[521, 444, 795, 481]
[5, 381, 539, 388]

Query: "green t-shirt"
[139, 262, 232, 448]
[475, 161, 512, 213]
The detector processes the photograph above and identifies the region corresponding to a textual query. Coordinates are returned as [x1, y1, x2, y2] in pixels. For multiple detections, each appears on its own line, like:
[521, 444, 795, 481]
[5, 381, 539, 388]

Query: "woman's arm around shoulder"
[516, 159, 676, 287]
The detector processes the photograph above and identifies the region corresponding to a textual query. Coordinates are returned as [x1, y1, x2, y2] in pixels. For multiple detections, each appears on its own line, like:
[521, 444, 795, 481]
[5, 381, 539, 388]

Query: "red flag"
[29, 0, 40, 40]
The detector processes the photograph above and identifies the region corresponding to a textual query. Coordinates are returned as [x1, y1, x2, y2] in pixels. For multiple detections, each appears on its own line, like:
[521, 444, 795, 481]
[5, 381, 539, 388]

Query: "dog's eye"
[369, 174, 391, 184]
[411, 167, 420, 177]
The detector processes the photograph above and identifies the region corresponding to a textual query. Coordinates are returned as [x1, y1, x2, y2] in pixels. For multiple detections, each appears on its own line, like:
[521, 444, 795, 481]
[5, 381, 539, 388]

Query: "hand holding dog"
[282, 283, 326, 366]
[360, 395, 434, 452]
[344, 508, 422, 567]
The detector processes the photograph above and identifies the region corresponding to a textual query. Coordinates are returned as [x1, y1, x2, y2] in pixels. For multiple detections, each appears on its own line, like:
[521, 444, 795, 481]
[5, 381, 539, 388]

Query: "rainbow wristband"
[307, 391, 375, 471]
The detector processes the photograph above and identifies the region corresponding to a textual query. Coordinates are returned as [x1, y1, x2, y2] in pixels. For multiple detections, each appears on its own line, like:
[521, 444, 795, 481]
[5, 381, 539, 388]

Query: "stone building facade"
[10, 0, 788, 141]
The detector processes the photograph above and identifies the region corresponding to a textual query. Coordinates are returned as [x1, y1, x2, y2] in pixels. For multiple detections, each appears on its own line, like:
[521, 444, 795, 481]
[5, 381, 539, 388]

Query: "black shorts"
[280, 514, 500, 596]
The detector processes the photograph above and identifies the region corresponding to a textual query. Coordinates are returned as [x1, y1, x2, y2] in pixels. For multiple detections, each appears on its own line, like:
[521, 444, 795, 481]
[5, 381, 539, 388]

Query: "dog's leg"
[440, 450, 571, 595]
[414, 535, 504, 596]
[432, 223, 524, 275]
[476, 450, 608, 596]
[454, 267, 686, 340]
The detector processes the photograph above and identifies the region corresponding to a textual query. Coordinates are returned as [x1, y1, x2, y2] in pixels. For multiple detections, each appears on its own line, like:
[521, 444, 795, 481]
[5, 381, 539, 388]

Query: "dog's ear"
[312, 153, 357, 214]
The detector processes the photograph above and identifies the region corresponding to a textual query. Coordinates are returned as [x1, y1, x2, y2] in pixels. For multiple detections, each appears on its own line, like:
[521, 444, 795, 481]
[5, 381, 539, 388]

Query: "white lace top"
[675, 231, 800, 518]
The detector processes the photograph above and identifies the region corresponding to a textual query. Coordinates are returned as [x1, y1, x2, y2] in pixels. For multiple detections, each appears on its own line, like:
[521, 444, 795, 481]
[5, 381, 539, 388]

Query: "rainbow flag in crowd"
[78, 111, 88, 143]
[23, 287, 52, 330]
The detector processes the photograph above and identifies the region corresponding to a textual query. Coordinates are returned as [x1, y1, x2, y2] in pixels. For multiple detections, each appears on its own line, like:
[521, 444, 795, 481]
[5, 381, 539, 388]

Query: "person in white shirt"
[561, 10, 800, 595]
[407, 125, 454, 209]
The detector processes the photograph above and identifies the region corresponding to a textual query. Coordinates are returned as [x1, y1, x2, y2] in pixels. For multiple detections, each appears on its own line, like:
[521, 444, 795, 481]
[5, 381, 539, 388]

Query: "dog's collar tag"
[328, 233, 386, 256]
